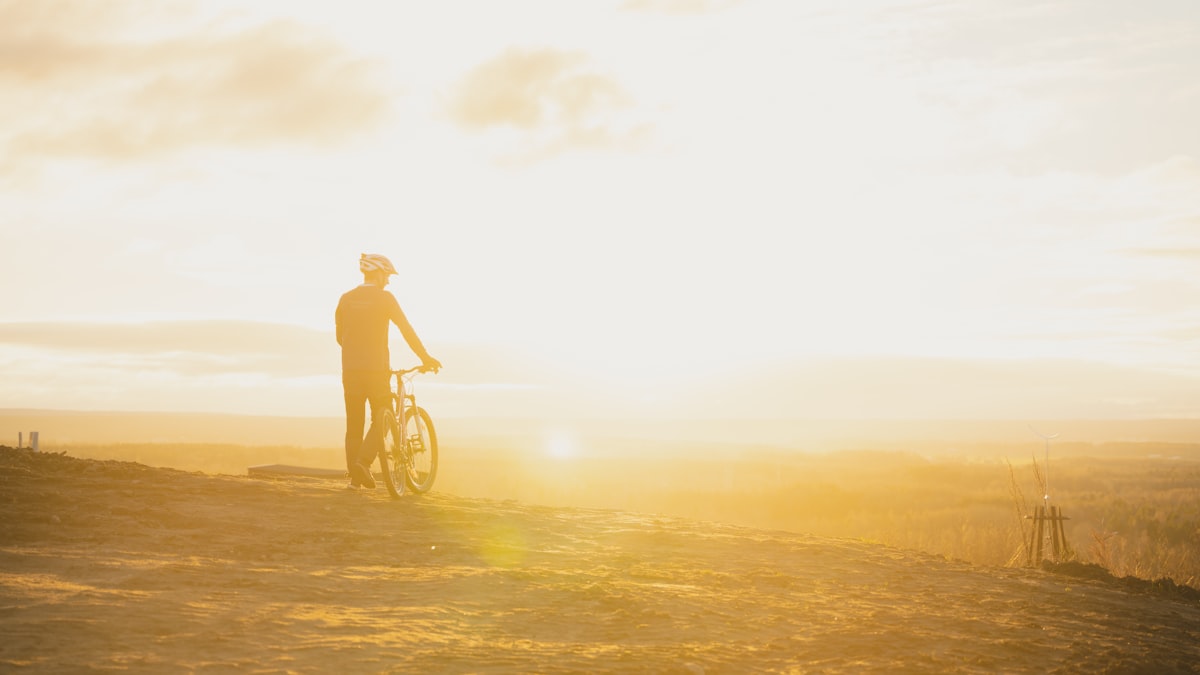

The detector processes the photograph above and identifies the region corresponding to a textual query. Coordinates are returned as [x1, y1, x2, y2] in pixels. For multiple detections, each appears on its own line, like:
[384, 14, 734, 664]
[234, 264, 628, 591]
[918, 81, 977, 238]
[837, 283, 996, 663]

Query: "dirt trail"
[1, 448, 1197, 673]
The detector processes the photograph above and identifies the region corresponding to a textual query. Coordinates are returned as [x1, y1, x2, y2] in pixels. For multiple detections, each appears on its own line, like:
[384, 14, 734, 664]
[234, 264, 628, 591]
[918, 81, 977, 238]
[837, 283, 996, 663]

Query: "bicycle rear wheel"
[402, 406, 438, 494]
[379, 411, 404, 498]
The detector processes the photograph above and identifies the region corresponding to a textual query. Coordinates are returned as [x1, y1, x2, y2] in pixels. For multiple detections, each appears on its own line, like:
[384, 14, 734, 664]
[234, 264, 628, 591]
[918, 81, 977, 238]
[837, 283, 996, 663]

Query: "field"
[39, 429, 1200, 591]
[3, 446, 1199, 672]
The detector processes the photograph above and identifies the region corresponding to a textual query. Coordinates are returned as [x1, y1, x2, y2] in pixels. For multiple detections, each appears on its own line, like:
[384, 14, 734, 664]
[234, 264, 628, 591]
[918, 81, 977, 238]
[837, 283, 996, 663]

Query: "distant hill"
[5, 408, 1200, 454]
[0, 408, 345, 447]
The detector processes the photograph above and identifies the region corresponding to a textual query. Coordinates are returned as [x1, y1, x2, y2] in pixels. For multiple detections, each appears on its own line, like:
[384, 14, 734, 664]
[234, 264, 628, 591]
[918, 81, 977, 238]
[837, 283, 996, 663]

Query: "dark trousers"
[342, 370, 391, 471]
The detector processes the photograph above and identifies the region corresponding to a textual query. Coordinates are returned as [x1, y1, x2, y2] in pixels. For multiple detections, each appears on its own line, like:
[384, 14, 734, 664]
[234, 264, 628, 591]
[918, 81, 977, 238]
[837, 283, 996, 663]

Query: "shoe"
[350, 461, 376, 490]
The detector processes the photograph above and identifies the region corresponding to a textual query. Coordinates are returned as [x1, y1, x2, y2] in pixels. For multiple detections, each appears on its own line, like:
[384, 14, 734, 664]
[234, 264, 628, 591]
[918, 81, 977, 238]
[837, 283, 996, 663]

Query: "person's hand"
[420, 356, 442, 374]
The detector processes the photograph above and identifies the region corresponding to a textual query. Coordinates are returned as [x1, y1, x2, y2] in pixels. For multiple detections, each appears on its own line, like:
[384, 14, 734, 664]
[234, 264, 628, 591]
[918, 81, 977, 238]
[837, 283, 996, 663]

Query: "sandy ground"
[1, 448, 1198, 674]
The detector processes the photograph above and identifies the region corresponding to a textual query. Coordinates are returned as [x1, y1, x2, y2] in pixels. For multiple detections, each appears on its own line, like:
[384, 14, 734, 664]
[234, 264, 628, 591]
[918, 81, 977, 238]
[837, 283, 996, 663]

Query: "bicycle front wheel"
[379, 411, 404, 498]
[402, 406, 438, 494]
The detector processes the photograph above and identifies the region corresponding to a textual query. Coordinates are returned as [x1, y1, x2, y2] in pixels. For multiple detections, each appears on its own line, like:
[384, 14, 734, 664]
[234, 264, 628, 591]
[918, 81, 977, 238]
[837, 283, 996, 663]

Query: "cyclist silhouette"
[336, 253, 441, 489]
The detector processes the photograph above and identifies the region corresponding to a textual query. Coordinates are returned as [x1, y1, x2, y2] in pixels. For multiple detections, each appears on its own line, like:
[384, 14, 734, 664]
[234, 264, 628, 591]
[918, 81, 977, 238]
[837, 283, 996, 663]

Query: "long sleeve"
[387, 294, 431, 361]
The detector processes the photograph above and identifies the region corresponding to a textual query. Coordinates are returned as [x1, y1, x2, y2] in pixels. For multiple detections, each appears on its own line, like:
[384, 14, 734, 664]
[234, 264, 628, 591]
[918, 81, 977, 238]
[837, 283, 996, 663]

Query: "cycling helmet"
[359, 253, 397, 276]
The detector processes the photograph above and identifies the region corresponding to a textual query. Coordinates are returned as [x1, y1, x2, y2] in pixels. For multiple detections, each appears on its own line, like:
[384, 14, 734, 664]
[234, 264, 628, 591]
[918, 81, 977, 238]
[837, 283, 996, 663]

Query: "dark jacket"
[335, 284, 429, 373]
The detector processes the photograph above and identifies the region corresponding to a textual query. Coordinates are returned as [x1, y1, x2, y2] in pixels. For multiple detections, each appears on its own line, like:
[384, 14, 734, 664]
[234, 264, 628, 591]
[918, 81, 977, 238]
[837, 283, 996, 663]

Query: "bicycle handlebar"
[392, 365, 438, 377]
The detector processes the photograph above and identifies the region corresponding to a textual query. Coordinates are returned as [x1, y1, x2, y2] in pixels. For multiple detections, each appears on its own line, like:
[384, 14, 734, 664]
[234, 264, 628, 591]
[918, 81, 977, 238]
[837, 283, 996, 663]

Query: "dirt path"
[1, 448, 1197, 673]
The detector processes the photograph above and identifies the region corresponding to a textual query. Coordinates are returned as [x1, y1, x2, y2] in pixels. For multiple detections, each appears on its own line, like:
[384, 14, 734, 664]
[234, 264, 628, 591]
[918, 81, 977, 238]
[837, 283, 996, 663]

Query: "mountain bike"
[377, 365, 439, 498]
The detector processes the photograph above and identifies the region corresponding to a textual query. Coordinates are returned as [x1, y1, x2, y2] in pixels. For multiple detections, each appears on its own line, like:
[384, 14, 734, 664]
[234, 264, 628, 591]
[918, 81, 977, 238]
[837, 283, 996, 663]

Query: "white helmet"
[359, 253, 397, 276]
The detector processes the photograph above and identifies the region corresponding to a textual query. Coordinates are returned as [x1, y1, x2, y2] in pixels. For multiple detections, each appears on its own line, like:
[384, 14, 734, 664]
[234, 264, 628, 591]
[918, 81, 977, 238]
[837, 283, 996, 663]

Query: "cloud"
[1111, 158, 1200, 262]
[887, 3, 1200, 175]
[619, 0, 745, 13]
[0, 320, 334, 377]
[681, 357, 1200, 420]
[0, 320, 568, 385]
[3, 319, 1199, 420]
[444, 48, 645, 162]
[1125, 248, 1200, 260]
[0, 1, 391, 171]
[0, 319, 608, 417]
[446, 48, 629, 130]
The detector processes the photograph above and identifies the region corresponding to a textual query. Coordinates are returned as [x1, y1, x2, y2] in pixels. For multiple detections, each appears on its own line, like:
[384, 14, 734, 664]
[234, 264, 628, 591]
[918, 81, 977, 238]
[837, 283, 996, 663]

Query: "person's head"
[359, 253, 396, 286]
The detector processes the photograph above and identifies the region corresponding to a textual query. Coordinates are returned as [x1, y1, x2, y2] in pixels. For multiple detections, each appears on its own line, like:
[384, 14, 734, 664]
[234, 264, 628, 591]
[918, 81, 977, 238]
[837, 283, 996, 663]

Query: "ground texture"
[1, 447, 1198, 673]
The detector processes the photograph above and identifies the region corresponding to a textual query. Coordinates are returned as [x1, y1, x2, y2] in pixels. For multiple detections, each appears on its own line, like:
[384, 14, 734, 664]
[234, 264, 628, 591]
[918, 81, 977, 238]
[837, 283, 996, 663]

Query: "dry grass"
[8, 445, 1200, 672]
[46, 437, 1200, 590]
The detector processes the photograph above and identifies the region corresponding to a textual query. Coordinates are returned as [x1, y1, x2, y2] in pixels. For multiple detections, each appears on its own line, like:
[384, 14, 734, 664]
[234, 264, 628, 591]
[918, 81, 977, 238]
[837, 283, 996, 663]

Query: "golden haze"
[16, 409, 1200, 590]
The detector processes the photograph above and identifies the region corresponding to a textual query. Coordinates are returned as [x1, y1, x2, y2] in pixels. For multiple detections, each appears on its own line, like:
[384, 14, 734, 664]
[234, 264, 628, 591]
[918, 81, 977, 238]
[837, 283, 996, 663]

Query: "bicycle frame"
[391, 366, 422, 426]
[380, 365, 438, 496]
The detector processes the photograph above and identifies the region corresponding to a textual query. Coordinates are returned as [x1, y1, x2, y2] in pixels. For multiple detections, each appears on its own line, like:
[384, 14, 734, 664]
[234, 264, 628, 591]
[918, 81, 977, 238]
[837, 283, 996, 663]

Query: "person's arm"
[334, 297, 345, 346]
[387, 293, 440, 370]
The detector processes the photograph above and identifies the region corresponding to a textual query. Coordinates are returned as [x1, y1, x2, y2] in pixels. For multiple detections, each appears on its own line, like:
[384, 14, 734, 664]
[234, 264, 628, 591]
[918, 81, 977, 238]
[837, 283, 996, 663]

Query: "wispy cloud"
[0, 319, 605, 416]
[881, 1, 1200, 174]
[684, 356, 1200, 420]
[444, 47, 646, 162]
[619, 0, 745, 14]
[0, 1, 391, 173]
[1125, 248, 1200, 260]
[3, 321, 1198, 420]
[0, 320, 335, 377]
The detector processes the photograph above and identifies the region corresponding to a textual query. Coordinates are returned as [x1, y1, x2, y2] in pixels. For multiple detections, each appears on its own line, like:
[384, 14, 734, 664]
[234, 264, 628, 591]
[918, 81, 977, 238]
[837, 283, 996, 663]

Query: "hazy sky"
[2, 0, 1199, 421]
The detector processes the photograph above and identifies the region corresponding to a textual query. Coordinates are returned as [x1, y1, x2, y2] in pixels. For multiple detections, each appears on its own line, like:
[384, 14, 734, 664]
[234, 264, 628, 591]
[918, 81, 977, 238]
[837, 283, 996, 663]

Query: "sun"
[543, 429, 580, 460]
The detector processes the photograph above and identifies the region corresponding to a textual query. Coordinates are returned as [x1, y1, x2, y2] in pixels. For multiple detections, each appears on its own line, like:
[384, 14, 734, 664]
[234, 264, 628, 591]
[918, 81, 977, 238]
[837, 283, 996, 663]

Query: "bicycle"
[377, 365, 439, 498]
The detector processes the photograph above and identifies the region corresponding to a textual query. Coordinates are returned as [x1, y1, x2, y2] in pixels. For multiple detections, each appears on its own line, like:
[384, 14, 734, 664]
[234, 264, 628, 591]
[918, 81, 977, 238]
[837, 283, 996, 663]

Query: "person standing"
[336, 253, 441, 489]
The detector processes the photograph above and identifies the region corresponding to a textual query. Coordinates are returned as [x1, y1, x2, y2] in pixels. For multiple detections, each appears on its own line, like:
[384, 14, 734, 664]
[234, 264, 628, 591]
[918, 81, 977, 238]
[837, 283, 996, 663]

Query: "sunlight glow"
[543, 429, 581, 460]
[3, 1, 1199, 420]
